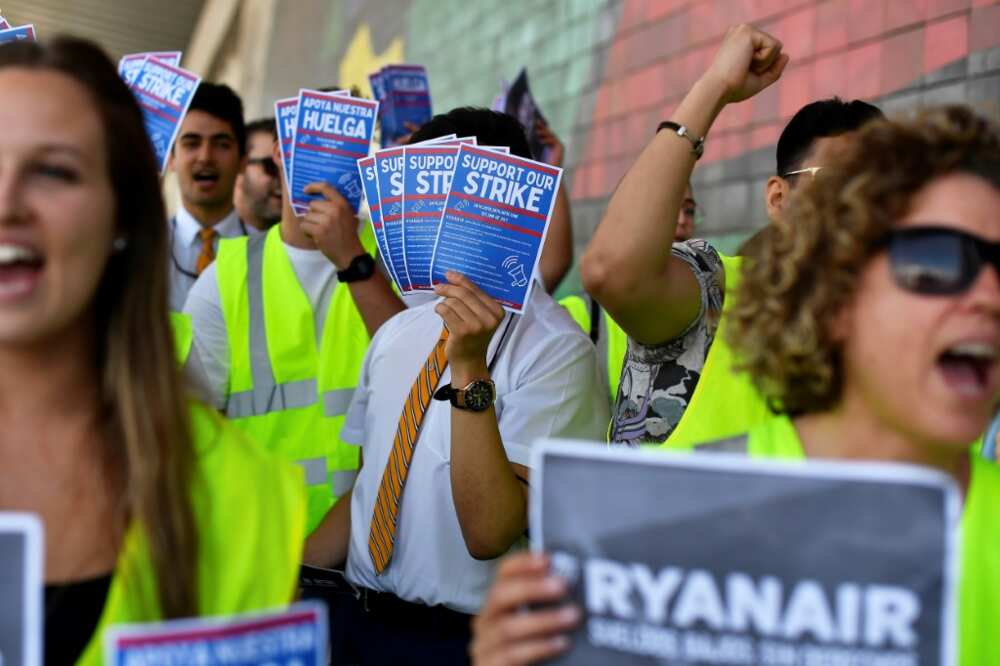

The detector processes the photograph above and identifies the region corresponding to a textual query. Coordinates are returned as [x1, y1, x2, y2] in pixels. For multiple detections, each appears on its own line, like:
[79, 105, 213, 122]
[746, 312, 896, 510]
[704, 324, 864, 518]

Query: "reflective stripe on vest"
[216, 224, 375, 533]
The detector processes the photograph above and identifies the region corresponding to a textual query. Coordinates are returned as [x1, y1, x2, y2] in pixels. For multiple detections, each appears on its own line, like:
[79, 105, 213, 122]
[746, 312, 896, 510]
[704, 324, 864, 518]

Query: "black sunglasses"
[882, 226, 1000, 295]
[247, 156, 279, 179]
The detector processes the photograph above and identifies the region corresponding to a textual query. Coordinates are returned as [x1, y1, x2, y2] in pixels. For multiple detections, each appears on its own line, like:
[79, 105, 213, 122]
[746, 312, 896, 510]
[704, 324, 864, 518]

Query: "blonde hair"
[728, 106, 1000, 415]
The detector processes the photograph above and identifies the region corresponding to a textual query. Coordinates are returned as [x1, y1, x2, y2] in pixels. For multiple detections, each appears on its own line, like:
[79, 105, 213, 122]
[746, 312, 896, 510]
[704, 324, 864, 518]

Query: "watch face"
[355, 254, 376, 277]
[463, 380, 495, 411]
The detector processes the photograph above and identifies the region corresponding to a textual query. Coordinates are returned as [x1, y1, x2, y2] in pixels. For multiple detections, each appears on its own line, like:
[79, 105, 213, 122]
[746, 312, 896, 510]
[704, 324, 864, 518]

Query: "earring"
[112, 237, 128, 253]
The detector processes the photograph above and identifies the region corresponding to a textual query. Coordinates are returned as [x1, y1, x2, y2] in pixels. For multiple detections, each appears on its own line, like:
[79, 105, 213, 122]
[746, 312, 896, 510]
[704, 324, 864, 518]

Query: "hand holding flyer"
[289, 89, 378, 214]
[430, 145, 562, 313]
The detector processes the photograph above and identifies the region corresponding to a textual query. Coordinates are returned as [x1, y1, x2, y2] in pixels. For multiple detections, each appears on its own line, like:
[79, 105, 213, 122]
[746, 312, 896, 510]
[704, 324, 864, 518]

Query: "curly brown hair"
[728, 106, 1000, 415]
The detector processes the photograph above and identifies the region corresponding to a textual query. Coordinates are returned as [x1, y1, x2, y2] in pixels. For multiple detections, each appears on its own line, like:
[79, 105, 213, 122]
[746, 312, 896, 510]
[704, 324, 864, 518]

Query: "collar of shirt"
[174, 204, 244, 248]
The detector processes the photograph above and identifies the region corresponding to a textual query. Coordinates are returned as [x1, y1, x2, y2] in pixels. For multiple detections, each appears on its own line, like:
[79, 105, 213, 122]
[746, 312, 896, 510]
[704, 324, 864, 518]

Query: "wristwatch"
[337, 253, 376, 283]
[433, 379, 497, 412]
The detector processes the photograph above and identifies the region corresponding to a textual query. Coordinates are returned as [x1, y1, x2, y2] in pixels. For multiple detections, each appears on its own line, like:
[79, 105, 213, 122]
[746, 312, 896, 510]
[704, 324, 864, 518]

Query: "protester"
[472, 103, 1000, 666]
[560, 182, 699, 406]
[167, 82, 248, 311]
[0, 36, 305, 665]
[234, 117, 282, 232]
[582, 24, 882, 447]
[302, 108, 609, 665]
[183, 112, 404, 534]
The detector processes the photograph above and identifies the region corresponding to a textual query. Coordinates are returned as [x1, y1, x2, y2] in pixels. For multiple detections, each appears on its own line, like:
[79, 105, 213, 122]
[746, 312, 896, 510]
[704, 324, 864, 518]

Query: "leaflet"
[289, 89, 377, 214]
[0, 16, 10, 29]
[105, 602, 328, 666]
[376, 64, 432, 146]
[358, 155, 401, 287]
[0, 513, 43, 666]
[0, 24, 35, 44]
[118, 51, 182, 86]
[401, 144, 463, 290]
[430, 145, 561, 313]
[127, 57, 201, 174]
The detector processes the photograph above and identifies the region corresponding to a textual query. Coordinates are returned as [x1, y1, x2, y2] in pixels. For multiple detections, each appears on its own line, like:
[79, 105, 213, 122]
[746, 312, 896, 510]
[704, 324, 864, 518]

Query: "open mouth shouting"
[937, 340, 1000, 401]
[0, 242, 44, 302]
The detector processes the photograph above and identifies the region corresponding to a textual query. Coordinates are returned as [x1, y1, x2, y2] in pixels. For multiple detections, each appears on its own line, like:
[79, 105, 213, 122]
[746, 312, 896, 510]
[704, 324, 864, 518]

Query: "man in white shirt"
[168, 83, 249, 312]
[303, 109, 609, 665]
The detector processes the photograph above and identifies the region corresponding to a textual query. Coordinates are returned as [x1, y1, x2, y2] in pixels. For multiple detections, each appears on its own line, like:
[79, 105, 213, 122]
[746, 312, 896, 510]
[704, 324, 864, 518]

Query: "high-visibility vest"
[661, 253, 771, 449]
[214, 224, 375, 533]
[697, 416, 1000, 666]
[77, 403, 306, 665]
[558, 295, 628, 405]
[170, 311, 194, 364]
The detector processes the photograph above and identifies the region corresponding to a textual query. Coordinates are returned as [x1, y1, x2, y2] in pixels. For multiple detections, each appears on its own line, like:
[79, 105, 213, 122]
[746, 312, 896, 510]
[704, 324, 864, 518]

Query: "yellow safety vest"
[558, 294, 628, 405]
[77, 403, 306, 665]
[661, 254, 771, 449]
[215, 225, 375, 533]
[699, 416, 1000, 666]
[170, 311, 193, 365]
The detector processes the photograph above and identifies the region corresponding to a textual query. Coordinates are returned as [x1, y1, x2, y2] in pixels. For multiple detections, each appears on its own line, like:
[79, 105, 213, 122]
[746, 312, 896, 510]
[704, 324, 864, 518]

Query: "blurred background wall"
[8, 0, 1000, 293]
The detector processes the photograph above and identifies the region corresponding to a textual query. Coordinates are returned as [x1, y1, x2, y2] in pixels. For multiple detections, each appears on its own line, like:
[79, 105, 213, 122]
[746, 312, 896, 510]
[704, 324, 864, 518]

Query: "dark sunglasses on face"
[882, 226, 1000, 296]
[247, 156, 279, 179]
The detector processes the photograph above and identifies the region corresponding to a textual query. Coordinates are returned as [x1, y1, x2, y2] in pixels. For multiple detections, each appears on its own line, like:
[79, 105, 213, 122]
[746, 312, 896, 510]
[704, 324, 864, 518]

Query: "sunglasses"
[247, 156, 279, 179]
[782, 166, 825, 179]
[883, 226, 1000, 295]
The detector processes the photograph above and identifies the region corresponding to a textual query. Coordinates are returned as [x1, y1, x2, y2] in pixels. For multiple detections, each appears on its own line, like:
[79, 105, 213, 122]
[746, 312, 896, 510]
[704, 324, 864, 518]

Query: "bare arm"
[580, 25, 787, 345]
[535, 121, 573, 293]
[434, 273, 528, 560]
[302, 182, 406, 337]
[302, 480, 353, 567]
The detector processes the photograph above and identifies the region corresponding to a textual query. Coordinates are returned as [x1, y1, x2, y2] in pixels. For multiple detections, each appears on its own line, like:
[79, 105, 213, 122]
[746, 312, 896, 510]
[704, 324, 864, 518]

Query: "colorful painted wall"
[254, 0, 1000, 289]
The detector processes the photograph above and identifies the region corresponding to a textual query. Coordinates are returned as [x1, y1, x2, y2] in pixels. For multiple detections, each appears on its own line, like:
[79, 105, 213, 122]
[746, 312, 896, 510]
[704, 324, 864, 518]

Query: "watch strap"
[656, 120, 705, 159]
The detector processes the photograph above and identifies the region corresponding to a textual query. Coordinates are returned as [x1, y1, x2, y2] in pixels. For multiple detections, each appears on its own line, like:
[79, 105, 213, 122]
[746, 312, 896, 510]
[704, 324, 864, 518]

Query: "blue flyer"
[289, 89, 377, 214]
[128, 57, 201, 174]
[374, 146, 409, 291]
[380, 65, 432, 146]
[430, 145, 562, 313]
[274, 96, 300, 213]
[0, 16, 10, 29]
[0, 24, 35, 43]
[104, 602, 328, 666]
[119, 51, 182, 86]
[401, 144, 462, 291]
[358, 155, 401, 287]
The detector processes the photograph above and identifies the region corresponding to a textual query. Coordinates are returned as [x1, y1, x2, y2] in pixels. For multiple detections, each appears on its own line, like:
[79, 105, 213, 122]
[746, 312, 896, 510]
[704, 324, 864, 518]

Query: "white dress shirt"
[168, 204, 251, 312]
[342, 287, 609, 614]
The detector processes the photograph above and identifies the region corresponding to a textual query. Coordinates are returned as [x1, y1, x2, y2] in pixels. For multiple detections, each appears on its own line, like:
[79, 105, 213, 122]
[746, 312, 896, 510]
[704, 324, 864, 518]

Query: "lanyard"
[170, 215, 248, 280]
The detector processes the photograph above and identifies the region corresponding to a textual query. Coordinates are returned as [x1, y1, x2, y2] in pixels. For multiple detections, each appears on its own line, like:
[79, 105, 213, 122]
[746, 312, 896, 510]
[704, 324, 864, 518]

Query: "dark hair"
[0, 37, 198, 617]
[187, 82, 246, 155]
[776, 98, 883, 176]
[246, 116, 277, 140]
[408, 107, 532, 159]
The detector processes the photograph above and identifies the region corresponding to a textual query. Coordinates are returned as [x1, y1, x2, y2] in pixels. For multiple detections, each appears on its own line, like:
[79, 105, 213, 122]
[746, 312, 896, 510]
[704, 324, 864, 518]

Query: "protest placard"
[128, 58, 200, 174]
[374, 146, 410, 291]
[276, 90, 349, 215]
[531, 441, 960, 666]
[0, 24, 34, 44]
[289, 89, 377, 214]
[401, 144, 463, 290]
[429, 145, 561, 313]
[0, 513, 43, 666]
[118, 51, 182, 86]
[358, 155, 402, 287]
[105, 601, 328, 666]
[373, 65, 432, 147]
[492, 68, 552, 161]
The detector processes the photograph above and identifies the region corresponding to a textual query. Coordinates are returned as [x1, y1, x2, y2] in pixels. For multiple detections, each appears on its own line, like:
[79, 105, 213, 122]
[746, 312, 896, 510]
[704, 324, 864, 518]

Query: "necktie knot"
[195, 227, 218, 275]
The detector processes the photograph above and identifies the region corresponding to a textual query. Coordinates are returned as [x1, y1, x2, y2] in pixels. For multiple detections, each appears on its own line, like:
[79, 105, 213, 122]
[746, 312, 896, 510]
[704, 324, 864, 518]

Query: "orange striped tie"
[195, 228, 217, 275]
[369, 327, 450, 574]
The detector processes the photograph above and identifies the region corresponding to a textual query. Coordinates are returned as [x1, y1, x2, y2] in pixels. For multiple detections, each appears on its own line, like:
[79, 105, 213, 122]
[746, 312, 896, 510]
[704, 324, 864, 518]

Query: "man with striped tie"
[302, 100, 608, 666]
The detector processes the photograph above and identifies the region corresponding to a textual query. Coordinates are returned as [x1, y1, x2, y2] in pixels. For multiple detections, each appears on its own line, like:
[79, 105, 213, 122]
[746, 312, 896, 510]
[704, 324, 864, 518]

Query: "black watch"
[336, 253, 376, 283]
[433, 379, 496, 412]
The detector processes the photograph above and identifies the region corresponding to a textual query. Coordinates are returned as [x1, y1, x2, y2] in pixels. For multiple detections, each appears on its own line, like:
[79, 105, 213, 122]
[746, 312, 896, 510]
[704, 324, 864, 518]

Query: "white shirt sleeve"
[182, 263, 231, 410]
[341, 325, 387, 447]
[498, 333, 610, 467]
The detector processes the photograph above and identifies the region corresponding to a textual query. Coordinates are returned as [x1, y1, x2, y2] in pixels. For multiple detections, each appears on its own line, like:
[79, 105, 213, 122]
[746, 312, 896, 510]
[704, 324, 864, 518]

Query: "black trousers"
[329, 589, 473, 666]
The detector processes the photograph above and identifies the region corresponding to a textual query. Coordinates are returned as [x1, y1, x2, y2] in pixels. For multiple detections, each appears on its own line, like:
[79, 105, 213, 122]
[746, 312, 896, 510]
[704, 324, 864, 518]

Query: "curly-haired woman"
[471, 106, 1000, 665]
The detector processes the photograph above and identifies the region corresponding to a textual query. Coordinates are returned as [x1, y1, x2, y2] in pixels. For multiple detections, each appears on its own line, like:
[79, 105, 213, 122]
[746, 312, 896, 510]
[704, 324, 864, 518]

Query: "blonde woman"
[471, 107, 1000, 665]
[0, 37, 305, 664]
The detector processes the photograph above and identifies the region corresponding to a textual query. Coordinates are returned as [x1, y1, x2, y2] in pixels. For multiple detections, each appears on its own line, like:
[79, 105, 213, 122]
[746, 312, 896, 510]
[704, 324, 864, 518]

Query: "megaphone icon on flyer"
[502, 256, 529, 288]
